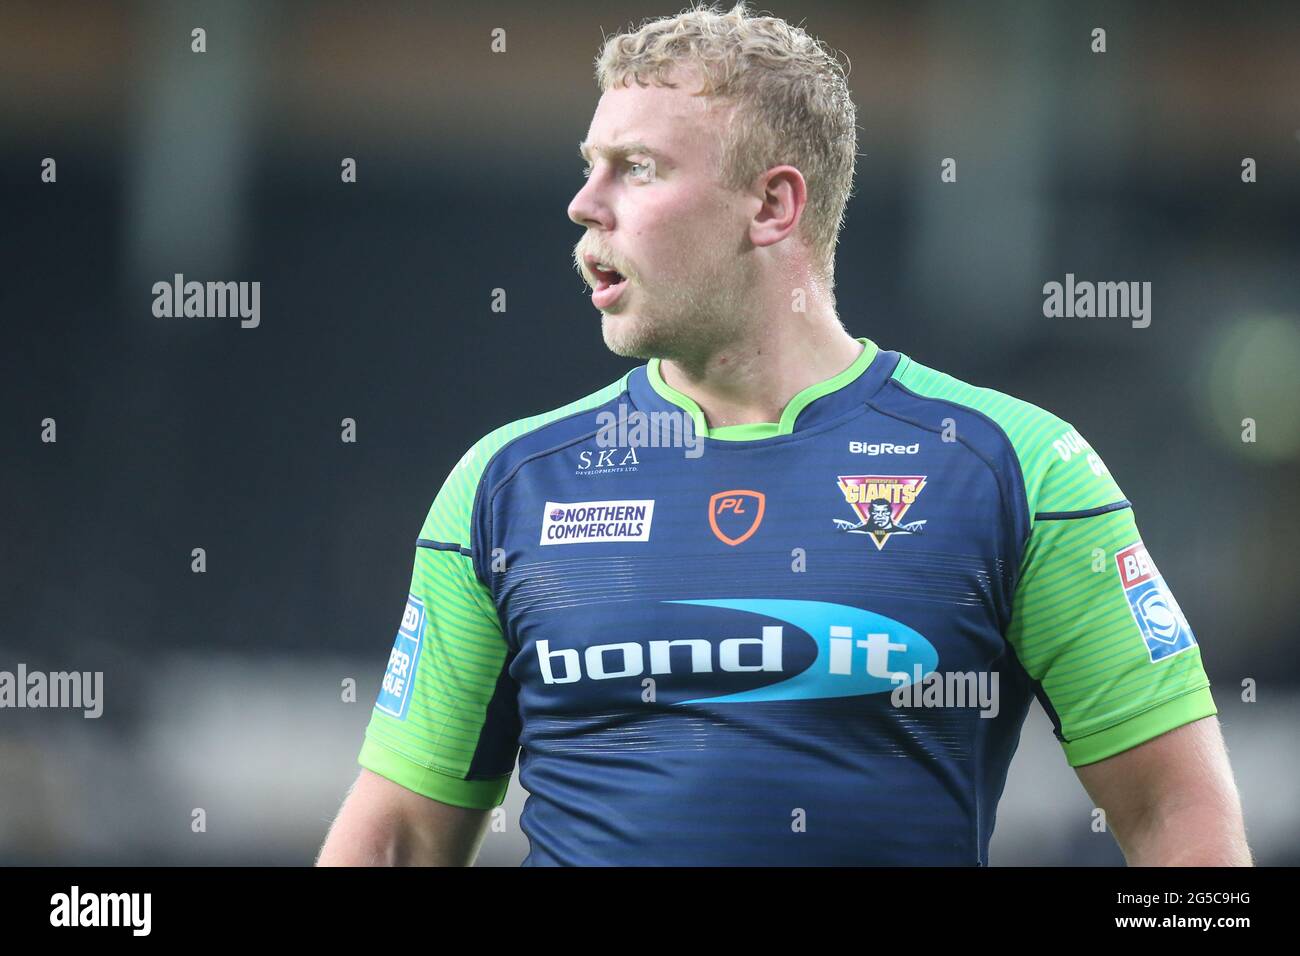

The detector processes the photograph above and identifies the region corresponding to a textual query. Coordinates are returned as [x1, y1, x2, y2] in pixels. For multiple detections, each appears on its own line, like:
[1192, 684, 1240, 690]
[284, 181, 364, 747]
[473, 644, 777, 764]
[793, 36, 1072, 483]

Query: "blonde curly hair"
[594, 2, 858, 281]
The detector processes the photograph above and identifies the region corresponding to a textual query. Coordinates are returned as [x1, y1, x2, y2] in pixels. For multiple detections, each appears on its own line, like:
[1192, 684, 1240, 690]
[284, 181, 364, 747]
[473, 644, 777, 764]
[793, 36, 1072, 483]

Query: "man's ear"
[750, 165, 807, 249]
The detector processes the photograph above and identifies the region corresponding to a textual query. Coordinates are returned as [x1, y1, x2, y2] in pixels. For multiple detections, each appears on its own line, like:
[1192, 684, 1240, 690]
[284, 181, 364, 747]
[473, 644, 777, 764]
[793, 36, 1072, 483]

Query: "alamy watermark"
[891, 665, 1000, 719]
[1043, 273, 1151, 328]
[50, 886, 150, 936]
[152, 273, 260, 328]
[596, 403, 703, 458]
[0, 664, 102, 718]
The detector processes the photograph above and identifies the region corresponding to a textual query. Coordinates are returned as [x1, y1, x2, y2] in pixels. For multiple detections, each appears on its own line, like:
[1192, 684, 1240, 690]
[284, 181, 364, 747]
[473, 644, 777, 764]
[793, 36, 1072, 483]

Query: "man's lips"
[582, 252, 628, 285]
[591, 275, 629, 309]
[582, 252, 631, 308]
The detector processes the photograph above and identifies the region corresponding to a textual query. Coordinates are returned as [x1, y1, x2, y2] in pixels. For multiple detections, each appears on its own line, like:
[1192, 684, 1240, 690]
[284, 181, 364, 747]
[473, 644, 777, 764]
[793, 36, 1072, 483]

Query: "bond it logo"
[834, 475, 928, 550]
[534, 598, 939, 704]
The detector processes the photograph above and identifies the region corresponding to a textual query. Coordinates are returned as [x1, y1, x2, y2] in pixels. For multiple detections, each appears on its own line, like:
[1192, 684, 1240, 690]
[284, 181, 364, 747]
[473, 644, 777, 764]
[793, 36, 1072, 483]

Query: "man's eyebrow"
[578, 140, 664, 162]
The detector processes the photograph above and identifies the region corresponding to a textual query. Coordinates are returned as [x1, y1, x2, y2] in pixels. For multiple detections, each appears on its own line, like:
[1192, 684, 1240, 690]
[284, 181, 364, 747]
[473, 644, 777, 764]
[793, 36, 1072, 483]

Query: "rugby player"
[319, 3, 1250, 866]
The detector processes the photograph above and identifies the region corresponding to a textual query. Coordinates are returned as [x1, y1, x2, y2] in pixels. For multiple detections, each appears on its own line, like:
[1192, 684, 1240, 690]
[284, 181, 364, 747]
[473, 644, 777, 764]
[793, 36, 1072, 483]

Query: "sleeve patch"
[375, 594, 426, 720]
[1115, 542, 1197, 663]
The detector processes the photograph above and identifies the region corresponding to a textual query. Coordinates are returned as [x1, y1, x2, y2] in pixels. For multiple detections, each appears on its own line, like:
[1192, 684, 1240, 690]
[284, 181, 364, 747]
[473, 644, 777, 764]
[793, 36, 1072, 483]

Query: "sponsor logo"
[1052, 427, 1109, 477]
[375, 595, 425, 719]
[708, 489, 765, 546]
[848, 441, 920, 455]
[540, 499, 654, 545]
[1115, 542, 1197, 662]
[534, 598, 938, 703]
[833, 475, 928, 550]
[575, 446, 640, 476]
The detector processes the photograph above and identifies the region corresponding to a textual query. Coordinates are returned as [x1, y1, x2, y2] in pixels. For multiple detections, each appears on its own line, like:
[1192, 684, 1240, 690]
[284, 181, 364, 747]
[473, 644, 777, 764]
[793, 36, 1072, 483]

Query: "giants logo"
[833, 475, 929, 550]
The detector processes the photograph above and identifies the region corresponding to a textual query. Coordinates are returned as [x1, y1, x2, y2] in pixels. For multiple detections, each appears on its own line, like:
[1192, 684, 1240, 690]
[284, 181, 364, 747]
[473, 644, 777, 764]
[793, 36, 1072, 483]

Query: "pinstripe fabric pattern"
[892, 355, 1214, 766]
[359, 372, 632, 806]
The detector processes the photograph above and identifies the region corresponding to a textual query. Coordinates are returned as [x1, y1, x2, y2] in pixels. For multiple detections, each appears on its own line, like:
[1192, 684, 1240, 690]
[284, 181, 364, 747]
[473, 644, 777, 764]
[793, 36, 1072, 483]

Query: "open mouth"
[591, 261, 625, 288]
[588, 258, 630, 308]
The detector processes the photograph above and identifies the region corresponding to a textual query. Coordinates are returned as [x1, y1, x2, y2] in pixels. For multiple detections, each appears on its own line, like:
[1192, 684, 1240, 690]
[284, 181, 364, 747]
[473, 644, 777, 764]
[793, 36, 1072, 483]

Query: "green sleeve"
[890, 355, 1216, 767]
[358, 445, 516, 809]
[357, 373, 633, 808]
[1006, 430, 1216, 767]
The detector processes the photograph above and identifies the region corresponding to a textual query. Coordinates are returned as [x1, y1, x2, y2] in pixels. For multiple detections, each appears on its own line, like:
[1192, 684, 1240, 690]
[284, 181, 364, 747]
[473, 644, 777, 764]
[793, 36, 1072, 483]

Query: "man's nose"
[568, 175, 611, 229]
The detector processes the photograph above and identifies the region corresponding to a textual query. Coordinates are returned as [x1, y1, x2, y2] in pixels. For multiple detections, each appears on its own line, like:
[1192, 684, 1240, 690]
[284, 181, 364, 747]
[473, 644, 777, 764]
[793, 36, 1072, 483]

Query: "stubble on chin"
[600, 298, 694, 361]
[600, 263, 752, 364]
[599, 311, 650, 358]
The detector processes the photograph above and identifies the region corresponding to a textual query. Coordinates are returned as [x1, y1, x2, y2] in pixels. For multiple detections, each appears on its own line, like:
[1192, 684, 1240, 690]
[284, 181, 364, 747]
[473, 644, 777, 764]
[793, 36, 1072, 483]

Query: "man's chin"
[600, 311, 660, 360]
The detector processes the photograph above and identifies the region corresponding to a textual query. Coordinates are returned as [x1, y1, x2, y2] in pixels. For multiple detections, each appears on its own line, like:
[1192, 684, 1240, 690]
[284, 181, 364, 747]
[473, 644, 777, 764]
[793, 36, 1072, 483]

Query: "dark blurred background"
[2, 0, 1298, 865]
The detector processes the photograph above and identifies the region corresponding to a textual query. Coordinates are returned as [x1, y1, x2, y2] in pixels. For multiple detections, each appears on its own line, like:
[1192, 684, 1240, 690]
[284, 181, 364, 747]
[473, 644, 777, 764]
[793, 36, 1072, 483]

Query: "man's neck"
[657, 319, 865, 430]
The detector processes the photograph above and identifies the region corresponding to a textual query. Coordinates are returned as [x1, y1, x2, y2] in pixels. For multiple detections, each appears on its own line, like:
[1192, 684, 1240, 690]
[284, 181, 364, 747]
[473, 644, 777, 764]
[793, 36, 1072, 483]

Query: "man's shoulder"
[889, 351, 1071, 453]
[887, 350, 1125, 514]
[417, 368, 634, 545]
[448, 368, 635, 489]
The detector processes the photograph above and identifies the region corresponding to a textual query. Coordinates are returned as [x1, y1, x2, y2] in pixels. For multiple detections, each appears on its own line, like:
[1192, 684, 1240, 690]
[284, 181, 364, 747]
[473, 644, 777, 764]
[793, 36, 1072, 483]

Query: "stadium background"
[2, 0, 1297, 865]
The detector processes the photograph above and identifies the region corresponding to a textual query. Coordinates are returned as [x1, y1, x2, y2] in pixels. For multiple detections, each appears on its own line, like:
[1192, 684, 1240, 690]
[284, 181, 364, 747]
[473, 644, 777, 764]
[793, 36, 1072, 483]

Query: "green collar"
[646, 337, 878, 440]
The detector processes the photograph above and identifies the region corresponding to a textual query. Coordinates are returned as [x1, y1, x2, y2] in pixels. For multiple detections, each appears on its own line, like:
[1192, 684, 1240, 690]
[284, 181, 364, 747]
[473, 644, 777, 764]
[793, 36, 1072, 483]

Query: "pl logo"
[709, 489, 766, 546]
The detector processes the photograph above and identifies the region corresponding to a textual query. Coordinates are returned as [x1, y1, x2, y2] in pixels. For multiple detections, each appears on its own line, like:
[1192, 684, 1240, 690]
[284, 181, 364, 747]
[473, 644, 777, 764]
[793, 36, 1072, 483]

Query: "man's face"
[869, 501, 893, 529]
[569, 74, 757, 360]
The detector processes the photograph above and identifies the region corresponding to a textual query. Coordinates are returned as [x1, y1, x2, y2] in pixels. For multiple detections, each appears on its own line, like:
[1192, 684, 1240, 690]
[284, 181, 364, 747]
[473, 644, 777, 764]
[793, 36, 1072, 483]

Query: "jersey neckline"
[644, 337, 880, 441]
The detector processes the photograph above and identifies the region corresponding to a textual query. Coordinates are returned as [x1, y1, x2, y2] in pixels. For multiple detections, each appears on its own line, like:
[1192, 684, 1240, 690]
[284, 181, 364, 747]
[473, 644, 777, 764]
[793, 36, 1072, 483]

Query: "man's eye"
[581, 160, 653, 180]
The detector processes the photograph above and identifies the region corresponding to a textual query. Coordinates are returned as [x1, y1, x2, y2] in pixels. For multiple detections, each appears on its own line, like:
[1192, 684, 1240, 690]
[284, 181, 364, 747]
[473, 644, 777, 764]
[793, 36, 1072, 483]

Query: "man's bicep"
[1073, 715, 1226, 811]
[353, 767, 493, 832]
[320, 768, 493, 866]
[1072, 714, 1251, 865]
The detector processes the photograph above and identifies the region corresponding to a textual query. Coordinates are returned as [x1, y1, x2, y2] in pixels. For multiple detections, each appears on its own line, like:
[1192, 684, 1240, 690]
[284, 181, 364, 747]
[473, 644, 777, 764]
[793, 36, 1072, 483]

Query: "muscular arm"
[1074, 716, 1251, 866]
[316, 769, 493, 866]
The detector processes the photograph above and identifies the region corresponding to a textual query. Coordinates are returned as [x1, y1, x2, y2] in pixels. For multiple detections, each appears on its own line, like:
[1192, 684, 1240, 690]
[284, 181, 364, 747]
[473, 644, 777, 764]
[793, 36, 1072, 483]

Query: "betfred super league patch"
[1115, 542, 1197, 662]
[375, 594, 425, 719]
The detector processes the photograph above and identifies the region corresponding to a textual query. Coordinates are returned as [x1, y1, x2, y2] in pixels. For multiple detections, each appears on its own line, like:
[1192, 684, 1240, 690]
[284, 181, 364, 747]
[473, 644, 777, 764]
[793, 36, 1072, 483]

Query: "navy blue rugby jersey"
[358, 337, 1215, 865]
